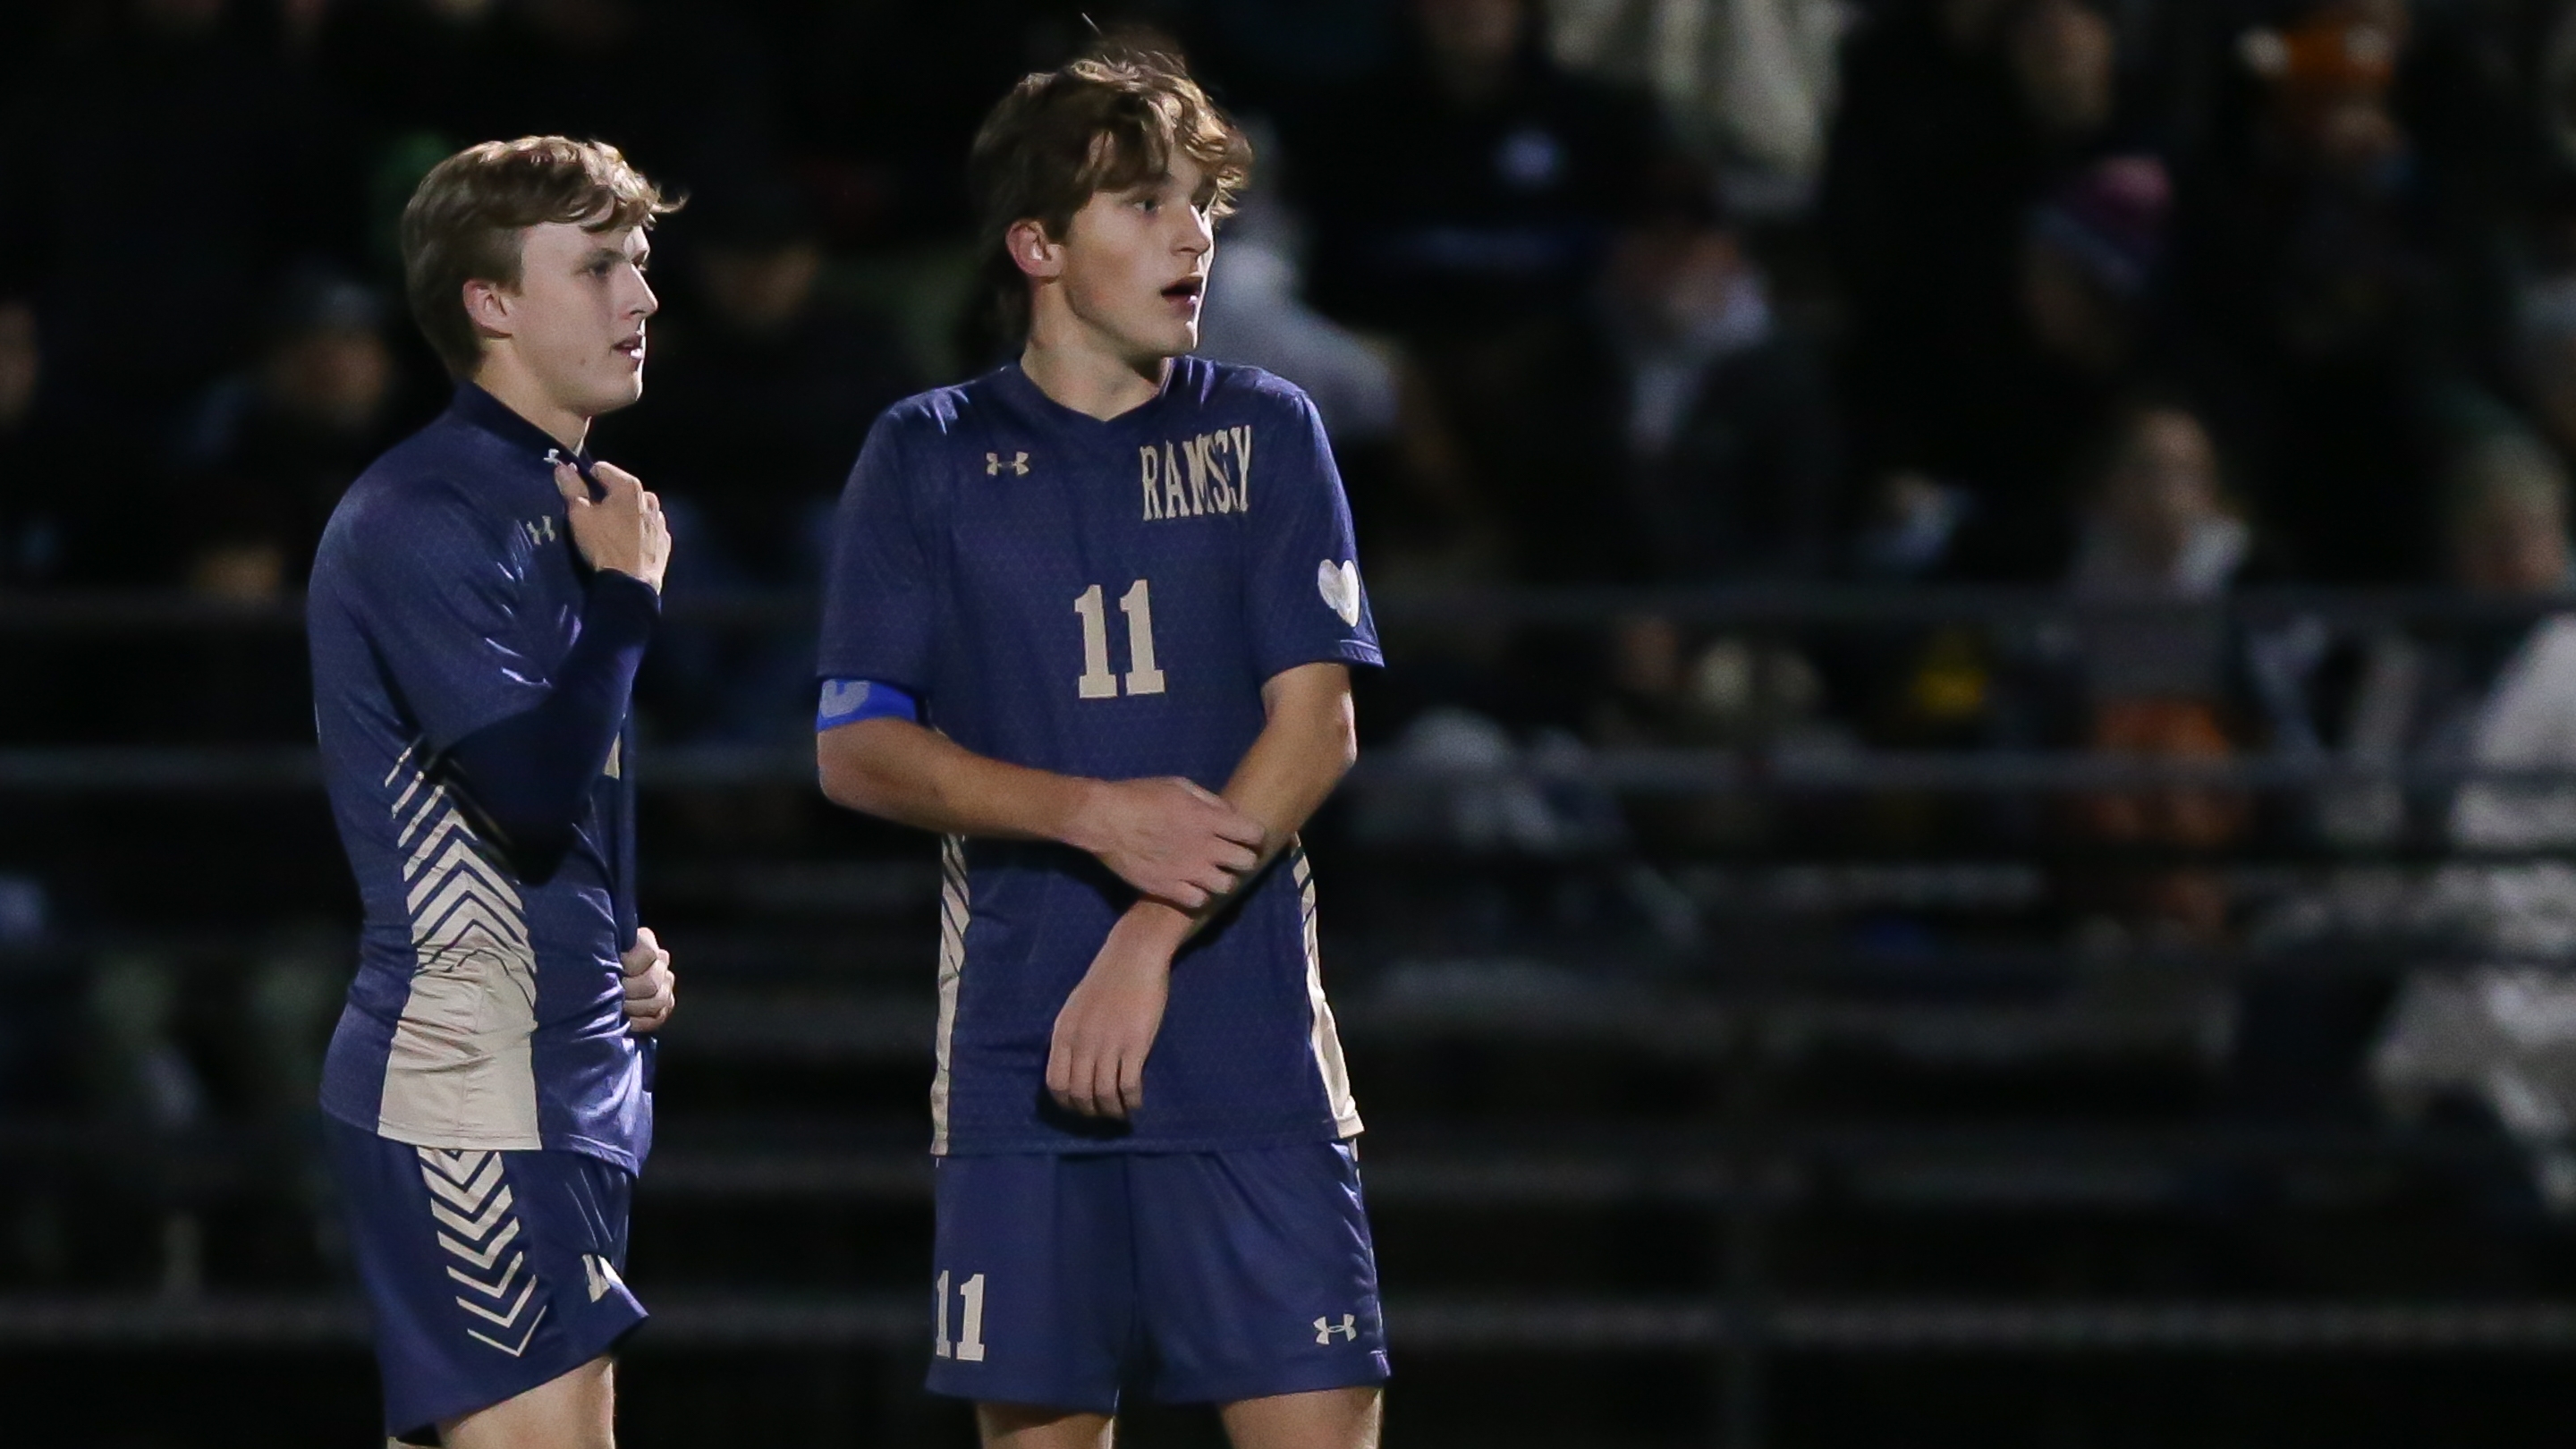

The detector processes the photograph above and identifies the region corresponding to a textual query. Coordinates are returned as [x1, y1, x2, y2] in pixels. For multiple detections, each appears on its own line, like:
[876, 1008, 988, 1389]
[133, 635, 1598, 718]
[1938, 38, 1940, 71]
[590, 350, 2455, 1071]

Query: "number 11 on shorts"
[933, 1269, 988, 1361]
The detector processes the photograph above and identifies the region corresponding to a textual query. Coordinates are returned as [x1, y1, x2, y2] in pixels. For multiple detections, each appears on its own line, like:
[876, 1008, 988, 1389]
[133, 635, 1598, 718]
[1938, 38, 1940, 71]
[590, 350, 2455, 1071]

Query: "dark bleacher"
[7, 589, 2576, 1448]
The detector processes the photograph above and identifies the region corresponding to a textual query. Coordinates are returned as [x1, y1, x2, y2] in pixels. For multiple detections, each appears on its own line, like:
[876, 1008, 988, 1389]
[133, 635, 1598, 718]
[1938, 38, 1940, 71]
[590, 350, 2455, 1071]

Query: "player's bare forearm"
[818, 716, 1090, 842]
[1122, 661, 1360, 946]
[818, 716, 1264, 910]
[1054, 663, 1358, 1118]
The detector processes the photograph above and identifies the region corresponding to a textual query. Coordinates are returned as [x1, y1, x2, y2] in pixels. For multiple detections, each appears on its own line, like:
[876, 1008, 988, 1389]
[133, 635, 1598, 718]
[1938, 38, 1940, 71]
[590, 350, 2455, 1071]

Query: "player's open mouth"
[1161, 277, 1205, 304]
[614, 335, 646, 363]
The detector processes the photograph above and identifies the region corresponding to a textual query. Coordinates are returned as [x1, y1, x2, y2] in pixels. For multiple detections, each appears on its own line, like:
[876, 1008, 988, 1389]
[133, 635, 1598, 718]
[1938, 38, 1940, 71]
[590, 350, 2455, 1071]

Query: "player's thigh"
[1131, 1141, 1389, 1406]
[977, 1402, 1116, 1449]
[1219, 1385, 1384, 1449]
[928, 1153, 1134, 1414]
[440, 1354, 615, 1449]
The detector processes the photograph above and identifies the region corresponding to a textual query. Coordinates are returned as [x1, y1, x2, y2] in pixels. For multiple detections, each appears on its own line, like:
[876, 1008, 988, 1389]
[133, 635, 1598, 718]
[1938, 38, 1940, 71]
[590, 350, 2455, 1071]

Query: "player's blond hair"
[969, 43, 1253, 336]
[400, 137, 681, 377]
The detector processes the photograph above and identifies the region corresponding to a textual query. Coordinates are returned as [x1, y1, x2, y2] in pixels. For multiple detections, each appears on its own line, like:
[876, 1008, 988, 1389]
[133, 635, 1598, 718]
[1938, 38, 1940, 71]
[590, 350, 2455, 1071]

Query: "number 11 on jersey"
[933, 1268, 988, 1361]
[1073, 579, 1166, 699]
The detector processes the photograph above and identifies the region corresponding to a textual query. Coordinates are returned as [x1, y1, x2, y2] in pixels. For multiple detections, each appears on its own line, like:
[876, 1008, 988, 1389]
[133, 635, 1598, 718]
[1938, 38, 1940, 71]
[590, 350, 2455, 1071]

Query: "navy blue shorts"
[323, 1118, 648, 1441]
[927, 1140, 1391, 1412]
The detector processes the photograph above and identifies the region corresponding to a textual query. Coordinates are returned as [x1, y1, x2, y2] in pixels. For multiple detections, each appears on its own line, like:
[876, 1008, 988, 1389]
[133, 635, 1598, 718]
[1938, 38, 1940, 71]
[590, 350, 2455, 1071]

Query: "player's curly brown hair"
[400, 137, 681, 377]
[968, 43, 1253, 338]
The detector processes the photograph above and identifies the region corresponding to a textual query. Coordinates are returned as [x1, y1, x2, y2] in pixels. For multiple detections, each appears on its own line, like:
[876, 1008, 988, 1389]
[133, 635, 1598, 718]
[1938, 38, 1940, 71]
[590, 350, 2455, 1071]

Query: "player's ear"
[461, 276, 516, 343]
[1006, 217, 1066, 282]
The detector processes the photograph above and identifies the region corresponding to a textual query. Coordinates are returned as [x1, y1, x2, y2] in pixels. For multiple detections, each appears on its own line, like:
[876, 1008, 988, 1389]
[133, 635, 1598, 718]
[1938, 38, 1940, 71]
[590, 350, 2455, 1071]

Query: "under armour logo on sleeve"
[986, 452, 1030, 476]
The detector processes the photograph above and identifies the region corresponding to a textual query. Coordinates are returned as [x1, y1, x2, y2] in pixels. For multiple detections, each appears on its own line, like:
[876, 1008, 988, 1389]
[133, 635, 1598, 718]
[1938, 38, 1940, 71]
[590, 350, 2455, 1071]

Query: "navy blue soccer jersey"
[309, 384, 649, 1173]
[819, 357, 1382, 1156]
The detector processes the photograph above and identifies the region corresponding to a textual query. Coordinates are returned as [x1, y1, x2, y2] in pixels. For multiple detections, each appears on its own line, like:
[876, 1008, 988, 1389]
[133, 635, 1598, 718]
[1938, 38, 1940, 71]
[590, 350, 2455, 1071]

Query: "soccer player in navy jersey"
[306, 137, 680, 1449]
[816, 49, 1388, 1449]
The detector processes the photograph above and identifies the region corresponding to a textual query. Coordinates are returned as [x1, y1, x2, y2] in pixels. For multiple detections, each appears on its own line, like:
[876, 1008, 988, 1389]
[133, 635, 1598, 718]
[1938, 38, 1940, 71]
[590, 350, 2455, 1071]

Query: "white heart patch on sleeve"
[1317, 558, 1363, 627]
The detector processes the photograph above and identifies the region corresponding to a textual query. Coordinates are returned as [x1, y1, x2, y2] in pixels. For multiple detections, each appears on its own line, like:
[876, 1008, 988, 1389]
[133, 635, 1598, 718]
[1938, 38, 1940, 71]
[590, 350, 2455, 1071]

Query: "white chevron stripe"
[411, 1142, 551, 1354]
[417, 1148, 492, 1186]
[385, 742, 419, 791]
[456, 1274, 538, 1329]
[436, 1216, 521, 1270]
[1292, 841, 1362, 1137]
[395, 781, 453, 848]
[930, 834, 968, 1157]
[428, 1183, 515, 1241]
[377, 749, 542, 1147]
[446, 1250, 526, 1300]
[419, 1154, 505, 1212]
[466, 1303, 548, 1357]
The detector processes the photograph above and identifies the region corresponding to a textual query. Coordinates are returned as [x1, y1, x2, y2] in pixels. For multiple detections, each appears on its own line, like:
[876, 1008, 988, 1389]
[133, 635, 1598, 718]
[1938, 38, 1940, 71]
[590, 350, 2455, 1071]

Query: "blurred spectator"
[598, 174, 916, 584]
[1544, 0, 1845, 202]
[1295, 0, 1667, 584]
[2064, 402, 2260, 940]
[2169, 0, 2450, 582]
[0, 0, 333, 431]
[1602, 182, 1839, 580]
[171, 268, 412, 600]
[1300, 0, 1663, 330]
[2516, 273, 2576, 468]
[597, 173, 915, 741]
[2326, 432, 2576, 1200]
[2312, 428, 2575, 848]
[1199, 170, 1402, 451]
[1964, 153, 2176, 574]
[1822, 0, 2125, 526]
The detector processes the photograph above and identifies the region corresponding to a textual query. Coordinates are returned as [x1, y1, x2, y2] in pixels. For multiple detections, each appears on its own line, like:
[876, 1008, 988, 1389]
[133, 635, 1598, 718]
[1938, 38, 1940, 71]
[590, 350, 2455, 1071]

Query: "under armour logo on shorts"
[987, 452, 1030, 476]
[1314, 1313, 1359, 1344]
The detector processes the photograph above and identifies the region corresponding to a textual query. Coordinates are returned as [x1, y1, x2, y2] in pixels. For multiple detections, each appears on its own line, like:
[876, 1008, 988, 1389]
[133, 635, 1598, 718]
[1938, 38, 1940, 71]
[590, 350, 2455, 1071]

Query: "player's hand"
[621, 926, 675, 1034]
[557, 460, 672, 593]
[1070, 776, 1264, 910]
[1046, 911, 1175, 1119]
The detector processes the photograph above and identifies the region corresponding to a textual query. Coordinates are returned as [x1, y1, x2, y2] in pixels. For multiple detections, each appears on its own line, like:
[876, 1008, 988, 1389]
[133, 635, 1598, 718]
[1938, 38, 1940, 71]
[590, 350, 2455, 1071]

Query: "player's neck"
[1019, 311, 1171, 422]
[470, 354, 593, 453]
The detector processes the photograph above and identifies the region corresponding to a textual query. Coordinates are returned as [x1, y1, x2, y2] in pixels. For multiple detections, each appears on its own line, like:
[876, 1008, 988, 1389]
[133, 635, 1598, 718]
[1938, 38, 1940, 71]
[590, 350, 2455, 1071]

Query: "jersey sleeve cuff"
[1258, 639, 1385, 682]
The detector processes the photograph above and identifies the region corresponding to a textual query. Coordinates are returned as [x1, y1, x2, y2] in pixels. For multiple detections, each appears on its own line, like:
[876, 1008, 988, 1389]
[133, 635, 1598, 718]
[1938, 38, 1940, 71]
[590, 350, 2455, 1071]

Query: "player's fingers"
[555, 462, 589, 507]
[592, 461, 644, 499]
[640, 489, 662, 516]
[1044, 1034, 1076, 1106]
[1089, 1048, 1126, 1121]
[1209, 809, 1266, 847]
[623, 927, 660, 970]
[1117, 1048, 1147, 1116]
[1214, 841, 1259, 874]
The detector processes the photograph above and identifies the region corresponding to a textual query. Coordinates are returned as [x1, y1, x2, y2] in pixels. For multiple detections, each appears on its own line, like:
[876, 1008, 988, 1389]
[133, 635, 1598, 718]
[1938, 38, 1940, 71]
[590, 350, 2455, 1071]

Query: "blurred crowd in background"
[15, 0, 2576, 928]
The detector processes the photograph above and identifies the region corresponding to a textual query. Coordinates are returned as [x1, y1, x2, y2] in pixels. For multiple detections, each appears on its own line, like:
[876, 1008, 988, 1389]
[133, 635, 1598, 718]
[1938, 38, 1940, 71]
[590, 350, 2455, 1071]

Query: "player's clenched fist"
[621, 926, 676, 1034]
[556, 460, 672, 592]
[1046, 912, 1174, 1119]
[1070, 776, 1264, 909]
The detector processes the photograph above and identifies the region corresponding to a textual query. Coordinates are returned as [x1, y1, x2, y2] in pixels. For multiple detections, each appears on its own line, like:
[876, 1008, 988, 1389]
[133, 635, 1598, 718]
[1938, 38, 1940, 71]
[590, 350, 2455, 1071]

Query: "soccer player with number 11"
[814, 43, 1391, 1449]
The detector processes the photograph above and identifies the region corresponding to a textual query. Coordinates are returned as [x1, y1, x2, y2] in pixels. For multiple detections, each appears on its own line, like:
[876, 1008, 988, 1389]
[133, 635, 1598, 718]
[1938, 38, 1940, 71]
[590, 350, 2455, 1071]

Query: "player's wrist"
[1114, 898, 1193, 955]
[1055, 775, 1117, 856]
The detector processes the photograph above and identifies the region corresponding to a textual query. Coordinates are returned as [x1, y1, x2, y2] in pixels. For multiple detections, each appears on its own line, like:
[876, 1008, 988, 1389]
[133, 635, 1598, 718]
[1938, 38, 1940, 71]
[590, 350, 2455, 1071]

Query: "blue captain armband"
[818, 678, 920, 732]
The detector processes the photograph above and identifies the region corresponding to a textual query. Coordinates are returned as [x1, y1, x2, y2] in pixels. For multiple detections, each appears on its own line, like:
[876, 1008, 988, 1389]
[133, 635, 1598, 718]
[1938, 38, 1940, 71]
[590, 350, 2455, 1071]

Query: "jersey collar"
[995, 356, 1189, 434]
[448, 381, 594, 469]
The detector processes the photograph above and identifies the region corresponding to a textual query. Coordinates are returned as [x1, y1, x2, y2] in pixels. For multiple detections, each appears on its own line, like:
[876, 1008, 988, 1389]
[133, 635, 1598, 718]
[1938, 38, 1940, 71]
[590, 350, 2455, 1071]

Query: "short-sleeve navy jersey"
[820, 357, 1381, 1155]
[309, 384, 649, 1173]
